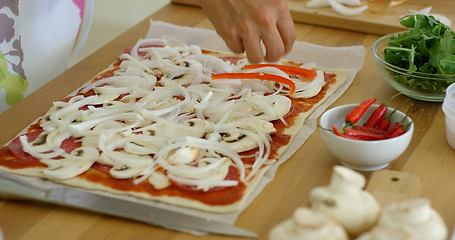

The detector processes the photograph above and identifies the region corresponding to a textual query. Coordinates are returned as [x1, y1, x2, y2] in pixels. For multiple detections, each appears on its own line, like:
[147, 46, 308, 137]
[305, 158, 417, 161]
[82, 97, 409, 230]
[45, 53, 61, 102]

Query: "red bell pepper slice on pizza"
[211, 72, 296, 94]
[242, 64, 317, 79]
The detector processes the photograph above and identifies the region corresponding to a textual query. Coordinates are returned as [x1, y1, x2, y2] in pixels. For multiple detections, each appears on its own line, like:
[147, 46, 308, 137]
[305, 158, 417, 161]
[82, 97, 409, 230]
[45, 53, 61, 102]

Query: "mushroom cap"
[269, 207, 348, 240]
[357, 198, 448, 240]
[309, 188, 380, 236]
[309, 166, 380, 236]
[378, 198, 448, 240]
[329, 165, 366, 194]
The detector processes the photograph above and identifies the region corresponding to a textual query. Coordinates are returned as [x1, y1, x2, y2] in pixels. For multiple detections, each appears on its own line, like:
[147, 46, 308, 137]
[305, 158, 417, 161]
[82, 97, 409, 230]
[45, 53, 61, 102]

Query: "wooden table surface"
[1, 3, 454, 240]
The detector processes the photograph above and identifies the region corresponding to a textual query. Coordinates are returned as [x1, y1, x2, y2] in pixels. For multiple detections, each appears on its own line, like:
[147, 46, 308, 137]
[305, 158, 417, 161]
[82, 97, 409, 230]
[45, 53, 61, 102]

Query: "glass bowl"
[373, 32, 455, 102]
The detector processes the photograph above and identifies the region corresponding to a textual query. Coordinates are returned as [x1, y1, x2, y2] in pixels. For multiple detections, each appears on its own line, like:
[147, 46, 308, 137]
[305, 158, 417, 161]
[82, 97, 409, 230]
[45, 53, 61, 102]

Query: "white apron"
[0, 0, 93, 113]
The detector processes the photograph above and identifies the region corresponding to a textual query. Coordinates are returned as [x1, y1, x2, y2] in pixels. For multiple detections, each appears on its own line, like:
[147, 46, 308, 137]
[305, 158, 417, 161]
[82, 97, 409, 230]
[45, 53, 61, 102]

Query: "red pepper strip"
[365, 93, 401, 128]
[344, 128, 384, 141]
[242, 64, 317, 80]
[332, 125, 344, 136]
[383, 107, 414, 138]
[377, 105, 402, 131]
[387, 107, 421, 139]
[378, 97, 411, 131]
[377, 117, 392, 131]
[364, 104, 388, 128]
[387, 127, 406, 139]
[388, 116, 417, 139]
[331, 125, 362, 140]
[383, 122, 404, 138]
[345, 98, 377, 127]
[211, 72, 296, 94]
[352, 126, 387, 135]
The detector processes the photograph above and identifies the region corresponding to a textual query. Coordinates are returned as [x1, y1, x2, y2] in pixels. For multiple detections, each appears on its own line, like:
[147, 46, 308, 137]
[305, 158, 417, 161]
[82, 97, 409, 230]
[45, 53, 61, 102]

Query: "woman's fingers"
[199, 0, 296, 63]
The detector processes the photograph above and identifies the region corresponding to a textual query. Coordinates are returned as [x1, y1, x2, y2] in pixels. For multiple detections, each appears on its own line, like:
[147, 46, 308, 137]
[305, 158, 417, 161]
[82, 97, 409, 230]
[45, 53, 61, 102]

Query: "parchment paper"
[0, 20, 365, 234]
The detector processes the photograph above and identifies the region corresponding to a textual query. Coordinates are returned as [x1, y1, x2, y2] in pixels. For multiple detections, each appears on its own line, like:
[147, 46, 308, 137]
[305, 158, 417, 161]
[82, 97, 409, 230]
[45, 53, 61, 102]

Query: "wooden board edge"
[170, 0, 404, 35]
[171, 0, 200, 7]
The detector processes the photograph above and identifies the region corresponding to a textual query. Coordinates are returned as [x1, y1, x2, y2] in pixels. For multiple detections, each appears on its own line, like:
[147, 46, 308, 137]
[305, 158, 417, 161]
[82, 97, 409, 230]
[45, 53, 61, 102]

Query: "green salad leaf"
[383, 14, 455, 94]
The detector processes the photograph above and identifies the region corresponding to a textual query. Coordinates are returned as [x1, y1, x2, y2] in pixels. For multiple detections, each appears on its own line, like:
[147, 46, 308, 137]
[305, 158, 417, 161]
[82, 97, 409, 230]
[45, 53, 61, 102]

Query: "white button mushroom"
[216, 117, 276, 153]
[309, 165, 380, 237]
[40, 146, 99, 180]
[269, 207, 348, 240]
[356, 198, 448, 240]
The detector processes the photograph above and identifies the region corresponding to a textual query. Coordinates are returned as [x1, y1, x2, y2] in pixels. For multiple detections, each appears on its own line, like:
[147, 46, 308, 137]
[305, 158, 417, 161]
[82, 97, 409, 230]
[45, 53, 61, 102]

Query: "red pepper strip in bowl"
[242, 64, 317, 80]
[377, 108, 402, 131]
[383, 122, 404, 138]
[352, 125, 387, 135]
[387, 127, 406, 139]
[385, 105, 419, 138]
[211, 72, 296, 94]
[384, 110, 418, 139]
[377, 118, 391, 131]
[345, 98, 376, 127]
[364, 93, 401, 128]
[333, 124, 406, 141]
[331, 125, 362, 140]
[364, 103, 388, 128]
[344, 128, 384, 140]
[377, 97, 410, 131]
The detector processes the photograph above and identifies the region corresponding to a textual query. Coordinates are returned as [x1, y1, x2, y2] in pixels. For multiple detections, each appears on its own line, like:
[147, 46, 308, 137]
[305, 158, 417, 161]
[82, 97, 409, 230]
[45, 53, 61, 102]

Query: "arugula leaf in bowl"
[383, 14, 455, 94]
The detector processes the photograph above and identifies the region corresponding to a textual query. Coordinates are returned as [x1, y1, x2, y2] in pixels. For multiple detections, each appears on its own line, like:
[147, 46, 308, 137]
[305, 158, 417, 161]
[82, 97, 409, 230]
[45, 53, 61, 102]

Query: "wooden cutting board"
[365, 169, 421, 207]
[171, 0, 455, 35]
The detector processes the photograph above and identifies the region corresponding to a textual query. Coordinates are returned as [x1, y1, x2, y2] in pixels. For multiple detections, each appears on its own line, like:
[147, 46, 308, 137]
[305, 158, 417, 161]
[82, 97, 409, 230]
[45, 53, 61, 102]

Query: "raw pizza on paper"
[0, 38, 349, 213]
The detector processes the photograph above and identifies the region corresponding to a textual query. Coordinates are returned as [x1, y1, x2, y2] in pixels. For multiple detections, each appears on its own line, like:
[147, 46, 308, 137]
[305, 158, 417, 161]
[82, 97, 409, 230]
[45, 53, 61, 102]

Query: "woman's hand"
[198, 0, 296, 63]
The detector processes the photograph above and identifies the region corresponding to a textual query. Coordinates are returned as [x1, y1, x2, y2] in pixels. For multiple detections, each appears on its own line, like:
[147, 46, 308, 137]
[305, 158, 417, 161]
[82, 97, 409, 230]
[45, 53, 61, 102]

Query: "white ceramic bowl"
[319, 104, 414, 171]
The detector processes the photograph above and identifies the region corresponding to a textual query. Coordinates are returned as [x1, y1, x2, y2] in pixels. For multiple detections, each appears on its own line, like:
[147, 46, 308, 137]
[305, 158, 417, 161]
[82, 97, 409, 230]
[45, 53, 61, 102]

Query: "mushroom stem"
[309, 165, 380, 237]
[329, 165, 366, 194]
[269, 207, 348, 240]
